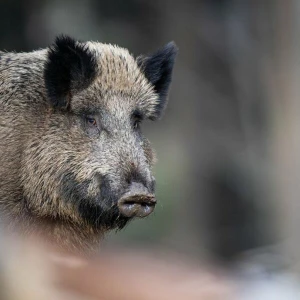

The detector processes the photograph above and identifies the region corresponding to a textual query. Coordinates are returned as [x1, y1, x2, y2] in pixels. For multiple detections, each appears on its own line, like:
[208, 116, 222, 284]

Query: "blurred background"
[1, 0, 300, 297]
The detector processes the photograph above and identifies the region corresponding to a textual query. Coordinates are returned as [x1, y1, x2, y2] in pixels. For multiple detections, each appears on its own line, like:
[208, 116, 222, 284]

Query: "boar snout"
[118, 182, 156, 218]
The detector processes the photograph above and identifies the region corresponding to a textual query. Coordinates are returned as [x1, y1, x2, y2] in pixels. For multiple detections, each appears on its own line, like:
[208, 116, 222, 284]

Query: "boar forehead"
[70, 42, 159, 116]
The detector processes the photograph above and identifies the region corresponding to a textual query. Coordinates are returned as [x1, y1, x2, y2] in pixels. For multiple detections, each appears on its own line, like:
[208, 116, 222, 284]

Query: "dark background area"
[0, 0, 291, 265]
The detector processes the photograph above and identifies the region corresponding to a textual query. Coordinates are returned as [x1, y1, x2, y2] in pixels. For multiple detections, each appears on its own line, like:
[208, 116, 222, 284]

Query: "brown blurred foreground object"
[0, 234, 235, 300]
[58, 253, 235, 300]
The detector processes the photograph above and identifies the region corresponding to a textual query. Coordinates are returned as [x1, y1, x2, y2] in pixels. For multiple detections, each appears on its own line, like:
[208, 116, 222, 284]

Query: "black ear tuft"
[44, 35, 97, 109]
[137, 42, 178, 119]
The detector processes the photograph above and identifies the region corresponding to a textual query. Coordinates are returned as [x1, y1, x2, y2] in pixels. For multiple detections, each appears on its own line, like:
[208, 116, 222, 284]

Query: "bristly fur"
[44, 35, 97, 109]
[137, 42, 178, 119]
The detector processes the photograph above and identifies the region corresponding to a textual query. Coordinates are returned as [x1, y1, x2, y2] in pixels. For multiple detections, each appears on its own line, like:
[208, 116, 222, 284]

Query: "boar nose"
[118, 182, 156, 218]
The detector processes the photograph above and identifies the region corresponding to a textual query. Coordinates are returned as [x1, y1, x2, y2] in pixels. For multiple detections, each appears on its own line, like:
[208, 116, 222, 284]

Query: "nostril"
[118, 194, 156, 218]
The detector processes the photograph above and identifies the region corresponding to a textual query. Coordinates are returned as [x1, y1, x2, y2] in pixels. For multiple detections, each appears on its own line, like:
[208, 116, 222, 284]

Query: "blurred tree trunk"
[270, 0, 300, 272]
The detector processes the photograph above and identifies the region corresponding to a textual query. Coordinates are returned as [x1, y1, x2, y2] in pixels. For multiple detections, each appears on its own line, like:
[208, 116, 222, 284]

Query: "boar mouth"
[77, 200, 130, 230]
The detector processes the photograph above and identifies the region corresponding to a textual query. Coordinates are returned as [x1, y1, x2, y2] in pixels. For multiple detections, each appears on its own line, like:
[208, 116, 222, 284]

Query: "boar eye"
[86, 117, 97, 127]
[84, 116, 101, 137]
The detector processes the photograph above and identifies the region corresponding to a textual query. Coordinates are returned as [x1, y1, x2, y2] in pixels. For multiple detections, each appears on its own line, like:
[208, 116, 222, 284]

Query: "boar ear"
[44, 35, 97, 109]
[137, 42, 178, 119]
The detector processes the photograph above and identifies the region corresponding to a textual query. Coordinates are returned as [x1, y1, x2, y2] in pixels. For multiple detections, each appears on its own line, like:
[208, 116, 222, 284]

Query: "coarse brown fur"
[0, 36, 177, 252]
